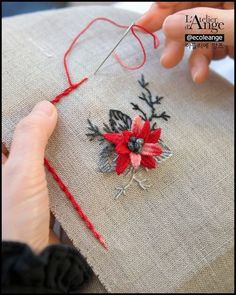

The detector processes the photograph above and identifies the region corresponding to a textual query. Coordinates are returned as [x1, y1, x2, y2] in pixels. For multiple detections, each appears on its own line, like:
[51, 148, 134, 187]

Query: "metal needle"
[93, 22, 134, 75]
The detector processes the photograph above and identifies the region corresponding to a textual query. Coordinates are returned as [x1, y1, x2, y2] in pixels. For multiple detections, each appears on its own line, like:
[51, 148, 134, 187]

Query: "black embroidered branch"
[86, 74, 170, 141]
[130, 103, 147, 121]
[152, 111, 170, 121]
[103, 123, 113, 133]
[131, 74, 170, 123]
[86, 119, 104, 141]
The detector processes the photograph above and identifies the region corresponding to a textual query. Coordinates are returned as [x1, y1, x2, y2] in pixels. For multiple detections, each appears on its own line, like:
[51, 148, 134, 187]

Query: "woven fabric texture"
[2, 6, 234, 293]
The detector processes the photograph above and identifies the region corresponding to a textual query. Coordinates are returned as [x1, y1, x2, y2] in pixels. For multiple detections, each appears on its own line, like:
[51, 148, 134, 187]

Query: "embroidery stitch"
[86, 75, 172, 198]
[109, 110, 132, 132]
[131, 74, 171, 130]
[43, 17, 160, 248]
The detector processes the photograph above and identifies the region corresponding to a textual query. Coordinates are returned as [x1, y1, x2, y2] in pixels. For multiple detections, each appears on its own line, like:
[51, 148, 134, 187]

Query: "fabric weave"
[2, 6, 234, 293]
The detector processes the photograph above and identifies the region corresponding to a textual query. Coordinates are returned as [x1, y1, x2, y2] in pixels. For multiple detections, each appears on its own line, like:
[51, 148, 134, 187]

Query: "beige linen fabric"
[2, 6, 234, 293]
[79, 273, 107, 294]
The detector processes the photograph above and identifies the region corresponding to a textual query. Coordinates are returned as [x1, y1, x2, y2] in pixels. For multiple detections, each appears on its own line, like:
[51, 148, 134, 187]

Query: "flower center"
[127, 136, 144, 153]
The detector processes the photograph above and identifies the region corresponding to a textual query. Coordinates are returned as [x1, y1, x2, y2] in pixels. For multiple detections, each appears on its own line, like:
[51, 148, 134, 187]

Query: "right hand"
[137, 2, 234, 83]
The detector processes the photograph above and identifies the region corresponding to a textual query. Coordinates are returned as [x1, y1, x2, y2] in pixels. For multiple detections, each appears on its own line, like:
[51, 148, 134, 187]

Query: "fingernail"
[191, 66, 199, 82]
[160, 53, 167, 66]
[191, 55, 209, 83]
[33, 101, 55, 117]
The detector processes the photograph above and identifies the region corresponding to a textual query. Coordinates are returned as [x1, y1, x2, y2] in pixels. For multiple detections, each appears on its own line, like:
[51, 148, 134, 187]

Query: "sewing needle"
[93, 22, 135, 75]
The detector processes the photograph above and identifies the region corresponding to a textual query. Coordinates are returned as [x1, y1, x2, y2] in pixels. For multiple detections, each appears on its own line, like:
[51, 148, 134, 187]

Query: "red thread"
[44, 158, 108, 250]
[63, 17, 159, 83]
[45, 17, 160, 250]
[50, 77, 88, 104]
[114, 24, 159, 70]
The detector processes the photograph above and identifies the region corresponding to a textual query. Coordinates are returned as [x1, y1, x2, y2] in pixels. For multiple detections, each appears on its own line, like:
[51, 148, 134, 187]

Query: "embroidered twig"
[131, 74, 170, 128]
[130, 103, 147, 121]
[115, 168, 136, 199]
[86, 119, 104, 141]
[133, 177, 152, 190]
[103, 123, 113, 133]
[115, 168, 152, 199]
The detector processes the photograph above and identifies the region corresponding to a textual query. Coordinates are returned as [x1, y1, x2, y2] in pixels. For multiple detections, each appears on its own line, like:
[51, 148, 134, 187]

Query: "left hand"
[2, 101, 59, 252]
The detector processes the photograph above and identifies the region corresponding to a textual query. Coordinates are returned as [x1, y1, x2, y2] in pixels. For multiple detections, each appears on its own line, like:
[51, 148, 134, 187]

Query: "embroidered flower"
[86, 75, 172, 198]
[103, 115, 163, 175]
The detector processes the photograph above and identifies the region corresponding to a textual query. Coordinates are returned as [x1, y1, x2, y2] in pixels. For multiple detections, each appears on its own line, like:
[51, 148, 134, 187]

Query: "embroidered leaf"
[109, 109, 132, 132]
[98, 143, 117, 173]
[155, 139, 173, 163]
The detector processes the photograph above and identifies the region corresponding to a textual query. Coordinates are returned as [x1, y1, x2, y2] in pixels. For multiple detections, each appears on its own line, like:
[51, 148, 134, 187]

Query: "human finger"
[163, 7, 234, 46]
[160, 38, 185, 68]
[136, 2, 175, 31]
[8, 101, 57, 168]
[188, 46, 213, 83]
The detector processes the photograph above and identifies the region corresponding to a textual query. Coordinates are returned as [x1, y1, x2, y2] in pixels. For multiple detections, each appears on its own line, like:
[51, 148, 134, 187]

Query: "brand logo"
[185, 14, 224, 33]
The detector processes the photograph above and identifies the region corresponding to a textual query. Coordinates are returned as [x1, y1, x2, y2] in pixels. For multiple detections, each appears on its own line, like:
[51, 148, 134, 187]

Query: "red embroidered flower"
[103, 116, 163, 175]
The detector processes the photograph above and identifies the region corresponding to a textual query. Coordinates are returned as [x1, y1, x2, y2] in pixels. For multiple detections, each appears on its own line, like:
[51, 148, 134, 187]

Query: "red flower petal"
[116, 143, 130, 154]
[130, 152, 141, 170]
[139, 120, 150, 139]
[103, 133, 123, 145]
[122, 130, 132, 143]
[141, 143, 163, 156]
[146, 128, 161, 143]
[141, 155, 156, 169]
[116, 154, 131, 175]
[131, 115, 143, 136]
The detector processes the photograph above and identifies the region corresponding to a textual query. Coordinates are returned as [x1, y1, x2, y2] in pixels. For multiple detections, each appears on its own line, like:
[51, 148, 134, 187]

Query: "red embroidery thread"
[44, 158, 108, 250]
[50, 78, 88, 105]
[44, 17, 160, 250]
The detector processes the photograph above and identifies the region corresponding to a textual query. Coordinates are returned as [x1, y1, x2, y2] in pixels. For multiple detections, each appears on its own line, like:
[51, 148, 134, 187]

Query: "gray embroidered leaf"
[155, 139, 173, 164]
[98, 142, 117, 173]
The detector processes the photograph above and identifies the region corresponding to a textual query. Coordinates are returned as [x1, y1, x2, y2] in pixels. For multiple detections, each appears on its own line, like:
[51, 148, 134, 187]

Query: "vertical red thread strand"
[44, 17, 160, 250]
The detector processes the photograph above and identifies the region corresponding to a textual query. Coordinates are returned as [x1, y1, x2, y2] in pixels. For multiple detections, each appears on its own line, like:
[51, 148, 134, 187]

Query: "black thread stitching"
[131, 74, 170, 130]
[86, 74, 170, 140]
[109, 110, 132, 132]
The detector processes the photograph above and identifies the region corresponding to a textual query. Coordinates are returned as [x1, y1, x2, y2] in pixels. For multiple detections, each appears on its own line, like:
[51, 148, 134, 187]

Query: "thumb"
[8, 100, 57, 166]
[163, 7, 234, 46]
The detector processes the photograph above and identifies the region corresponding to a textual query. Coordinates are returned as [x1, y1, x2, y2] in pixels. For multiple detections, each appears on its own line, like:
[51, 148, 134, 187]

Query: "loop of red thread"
[45, 17, 160, 250]
[63, 17, 160, 85]
[114, 24, 159, 70]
